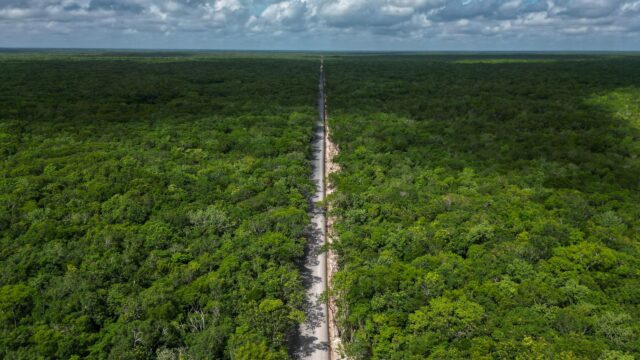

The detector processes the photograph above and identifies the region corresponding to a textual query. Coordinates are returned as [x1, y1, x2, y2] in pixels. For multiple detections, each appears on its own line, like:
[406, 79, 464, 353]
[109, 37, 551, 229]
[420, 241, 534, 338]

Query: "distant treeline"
[326, 55, 640, 359]
[0, 55, 318, 359]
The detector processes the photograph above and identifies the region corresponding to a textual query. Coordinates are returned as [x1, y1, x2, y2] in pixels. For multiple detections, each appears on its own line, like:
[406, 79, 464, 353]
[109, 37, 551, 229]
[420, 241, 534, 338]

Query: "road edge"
[322, 57, 344, 360]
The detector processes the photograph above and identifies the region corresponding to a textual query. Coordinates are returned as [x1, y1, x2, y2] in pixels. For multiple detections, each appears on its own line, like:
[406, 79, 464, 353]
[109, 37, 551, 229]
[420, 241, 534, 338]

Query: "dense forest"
[0, 53, 318, 359]
[325, 54, 640, 359]
[2, 51, 640, 359]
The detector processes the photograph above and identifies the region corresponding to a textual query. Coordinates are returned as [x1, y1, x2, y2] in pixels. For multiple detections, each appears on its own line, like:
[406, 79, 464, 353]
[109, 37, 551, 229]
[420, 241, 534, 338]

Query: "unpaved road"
[293, 58, 329, 360]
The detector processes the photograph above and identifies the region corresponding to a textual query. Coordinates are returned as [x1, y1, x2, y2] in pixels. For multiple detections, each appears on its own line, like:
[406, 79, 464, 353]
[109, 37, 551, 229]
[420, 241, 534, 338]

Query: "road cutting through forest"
[295, 58, 329, 360]
[5, 51, 640, 360]
[324, 60, 342, 360]
[295, 57, 341, 360]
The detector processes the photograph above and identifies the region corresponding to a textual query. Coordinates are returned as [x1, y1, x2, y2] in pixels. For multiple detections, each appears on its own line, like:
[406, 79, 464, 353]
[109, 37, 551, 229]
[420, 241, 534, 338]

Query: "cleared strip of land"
[295, 59, 329, 360]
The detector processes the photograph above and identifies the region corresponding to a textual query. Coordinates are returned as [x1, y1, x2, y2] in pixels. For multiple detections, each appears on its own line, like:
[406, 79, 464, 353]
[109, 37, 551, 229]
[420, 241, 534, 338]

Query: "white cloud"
[0, 0, 638, 49]
[621, 0, 640, 12]
[316, 0, 443, 28]
[247, 0, 309, 32]
[0, 7, 37, 18]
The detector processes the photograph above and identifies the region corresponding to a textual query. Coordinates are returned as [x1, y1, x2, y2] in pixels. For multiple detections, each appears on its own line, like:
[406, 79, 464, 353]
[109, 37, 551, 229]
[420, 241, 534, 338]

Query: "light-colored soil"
[296, 59, 329, 360]
[324, 85, 344, 360]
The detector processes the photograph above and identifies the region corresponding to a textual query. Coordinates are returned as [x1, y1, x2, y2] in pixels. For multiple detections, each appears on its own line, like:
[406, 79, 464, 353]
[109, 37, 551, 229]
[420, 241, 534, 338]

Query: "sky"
[0, 0, 639, 51]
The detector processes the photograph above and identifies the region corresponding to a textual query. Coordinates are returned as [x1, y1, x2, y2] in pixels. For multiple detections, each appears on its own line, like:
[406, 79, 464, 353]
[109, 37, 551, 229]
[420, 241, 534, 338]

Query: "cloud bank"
[0, 0, 638, 50]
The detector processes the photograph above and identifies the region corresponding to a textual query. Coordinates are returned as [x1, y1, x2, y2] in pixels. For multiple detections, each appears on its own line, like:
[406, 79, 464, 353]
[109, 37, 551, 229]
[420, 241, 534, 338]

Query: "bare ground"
[324, 79, 344, 360]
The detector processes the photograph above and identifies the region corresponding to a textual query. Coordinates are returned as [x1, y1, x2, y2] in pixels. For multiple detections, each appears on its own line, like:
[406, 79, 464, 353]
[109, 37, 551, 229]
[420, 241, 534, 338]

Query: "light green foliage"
[409, 296, 484, 340]
[187, 205, 232, 235]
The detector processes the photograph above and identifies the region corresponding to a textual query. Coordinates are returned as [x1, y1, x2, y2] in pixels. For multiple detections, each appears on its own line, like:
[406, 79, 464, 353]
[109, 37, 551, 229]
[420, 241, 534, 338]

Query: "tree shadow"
[289, 209, 329, 358]
[289, 114, 330, 358]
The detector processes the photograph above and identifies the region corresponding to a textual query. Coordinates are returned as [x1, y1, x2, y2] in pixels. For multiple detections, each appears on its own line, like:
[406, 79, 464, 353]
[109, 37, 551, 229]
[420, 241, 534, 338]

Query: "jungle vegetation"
[2, 51, 640, 360]
[325, 54, 640, 359]
[0, 52, 318, 359]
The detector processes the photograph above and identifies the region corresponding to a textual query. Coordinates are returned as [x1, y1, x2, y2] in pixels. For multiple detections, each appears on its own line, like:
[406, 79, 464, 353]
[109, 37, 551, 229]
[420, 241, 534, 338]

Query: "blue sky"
[1, 0, 639, 50]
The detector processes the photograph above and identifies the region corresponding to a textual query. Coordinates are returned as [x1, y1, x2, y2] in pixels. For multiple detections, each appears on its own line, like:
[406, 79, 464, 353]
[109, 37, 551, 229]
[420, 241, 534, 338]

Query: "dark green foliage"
[326, 54, 640, 359]
[0, 54, 317, 359]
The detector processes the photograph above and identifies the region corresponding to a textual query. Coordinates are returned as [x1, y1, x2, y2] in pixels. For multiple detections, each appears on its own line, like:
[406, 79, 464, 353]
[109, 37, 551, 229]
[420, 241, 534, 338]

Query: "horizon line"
[1, 47, 640, 54]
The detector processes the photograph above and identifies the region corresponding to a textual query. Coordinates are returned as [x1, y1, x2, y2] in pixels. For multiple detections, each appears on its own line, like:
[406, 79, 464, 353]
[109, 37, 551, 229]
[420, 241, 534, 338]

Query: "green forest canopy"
[0, 53, 318, 359]
[1, 52, 640, 359]
[326, 54, 640, 359]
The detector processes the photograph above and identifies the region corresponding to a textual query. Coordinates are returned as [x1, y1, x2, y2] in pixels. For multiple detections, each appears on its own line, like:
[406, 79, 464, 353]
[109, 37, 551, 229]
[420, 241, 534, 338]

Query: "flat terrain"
[0, 52, 319, 359]
[295, 60, 329, 360]
[326, 54, 640, 359]
[2, 52, 640, 360]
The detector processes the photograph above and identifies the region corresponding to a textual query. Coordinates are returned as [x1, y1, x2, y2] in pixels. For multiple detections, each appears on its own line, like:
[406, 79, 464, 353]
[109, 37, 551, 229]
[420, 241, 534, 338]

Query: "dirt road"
[294, 58, 329, 360]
